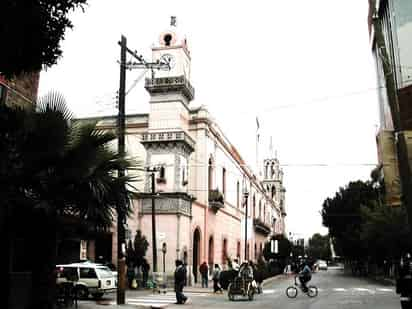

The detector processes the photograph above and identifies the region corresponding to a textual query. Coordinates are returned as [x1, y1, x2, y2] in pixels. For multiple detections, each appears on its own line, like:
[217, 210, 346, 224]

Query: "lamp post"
[162, 243, 167, 273]
[243, 188, 249, 261]
[146, 167, 159, 273]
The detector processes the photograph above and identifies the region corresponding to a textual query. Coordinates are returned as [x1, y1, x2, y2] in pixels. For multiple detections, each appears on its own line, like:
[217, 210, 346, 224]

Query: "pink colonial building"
[80, 23, 286, 283]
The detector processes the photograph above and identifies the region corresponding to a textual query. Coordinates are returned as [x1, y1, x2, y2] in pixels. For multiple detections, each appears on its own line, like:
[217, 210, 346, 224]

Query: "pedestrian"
[174, 260, 188, 304]
[141, 259, 150, 289]
[199, 261, 209, 288]
[127, 263, 135, 289]
[232, 259, 240, 271]
[212, 264, 223, 293]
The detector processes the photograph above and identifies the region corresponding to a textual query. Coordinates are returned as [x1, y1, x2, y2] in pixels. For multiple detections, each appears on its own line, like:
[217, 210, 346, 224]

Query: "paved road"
[78, 268, 401, 308]
[167, 268, 400, 309]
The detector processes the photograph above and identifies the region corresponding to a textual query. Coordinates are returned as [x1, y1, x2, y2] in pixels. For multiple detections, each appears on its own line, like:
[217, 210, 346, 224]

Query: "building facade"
[368, 0, 412, 207]
[79, 24, 287, 281]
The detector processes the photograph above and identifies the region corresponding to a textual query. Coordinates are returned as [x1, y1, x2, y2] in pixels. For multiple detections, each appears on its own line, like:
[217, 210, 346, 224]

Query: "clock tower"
[141, 18, 195, 215]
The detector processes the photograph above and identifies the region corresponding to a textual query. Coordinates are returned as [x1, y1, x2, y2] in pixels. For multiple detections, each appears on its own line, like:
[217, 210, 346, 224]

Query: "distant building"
[77, 22, 287, 282]
[367, 0, 412, 207]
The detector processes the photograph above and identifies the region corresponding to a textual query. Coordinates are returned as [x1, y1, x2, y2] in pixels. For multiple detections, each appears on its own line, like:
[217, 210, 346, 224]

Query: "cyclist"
[298, 262, 312, 292]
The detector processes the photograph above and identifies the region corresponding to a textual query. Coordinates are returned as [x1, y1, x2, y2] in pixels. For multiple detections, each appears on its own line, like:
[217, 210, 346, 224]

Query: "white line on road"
[333, 288, 346, 292]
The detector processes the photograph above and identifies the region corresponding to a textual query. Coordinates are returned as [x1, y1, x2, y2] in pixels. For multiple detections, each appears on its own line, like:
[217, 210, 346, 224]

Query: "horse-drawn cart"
[227, 276, 256, 301]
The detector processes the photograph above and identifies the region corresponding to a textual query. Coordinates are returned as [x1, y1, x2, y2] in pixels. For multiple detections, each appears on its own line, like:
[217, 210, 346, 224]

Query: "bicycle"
[285, 275, 318, 298]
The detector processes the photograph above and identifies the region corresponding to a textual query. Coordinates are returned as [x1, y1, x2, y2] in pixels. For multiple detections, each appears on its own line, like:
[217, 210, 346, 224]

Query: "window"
[208, 157, 214, 190]
[79, 267, 97, 279]
[222, 168, 226, 196]
[254, 243, 257, 260]
[237, 241, 241, 259]
[259, 200, 262, 219]
[182, 165, 188, 186]
[236, 181, 240, 208]
[222, 239, 228, 264]
[271, 186, 276, 198]
[253, 194, 256, 218]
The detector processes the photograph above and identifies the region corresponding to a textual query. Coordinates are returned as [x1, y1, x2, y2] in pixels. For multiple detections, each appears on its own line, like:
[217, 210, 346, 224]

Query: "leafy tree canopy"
[321, 180, 379, 259]
[307, 233, 331, 261]
[0, 0, 87, 77]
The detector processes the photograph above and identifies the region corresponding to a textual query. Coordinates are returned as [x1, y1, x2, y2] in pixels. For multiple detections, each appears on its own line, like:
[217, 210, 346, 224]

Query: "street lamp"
[243, 186, 249, 261]
[162, 243, 167, 273]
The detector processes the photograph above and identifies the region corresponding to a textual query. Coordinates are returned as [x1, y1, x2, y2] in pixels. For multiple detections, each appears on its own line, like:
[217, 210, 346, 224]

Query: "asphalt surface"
[78, 267, 401, 308]
[167, 267, 400, 309]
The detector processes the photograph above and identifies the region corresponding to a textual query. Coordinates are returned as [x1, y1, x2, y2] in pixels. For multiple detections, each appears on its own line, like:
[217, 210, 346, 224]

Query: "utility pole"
[116, 34, 169, 305]
[116, 35, 127, 305]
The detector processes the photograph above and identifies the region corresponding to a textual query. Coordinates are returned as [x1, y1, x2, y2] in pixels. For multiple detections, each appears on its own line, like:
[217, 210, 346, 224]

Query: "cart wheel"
[228, 283, 235, 301]
[247, 284, 254, 301]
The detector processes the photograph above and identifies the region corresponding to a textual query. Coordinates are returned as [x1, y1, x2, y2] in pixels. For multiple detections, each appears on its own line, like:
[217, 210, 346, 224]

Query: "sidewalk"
[75, 274, 286, 308]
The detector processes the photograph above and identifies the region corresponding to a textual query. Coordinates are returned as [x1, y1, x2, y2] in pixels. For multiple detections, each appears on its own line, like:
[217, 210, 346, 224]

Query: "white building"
[79, 21, 287, 283]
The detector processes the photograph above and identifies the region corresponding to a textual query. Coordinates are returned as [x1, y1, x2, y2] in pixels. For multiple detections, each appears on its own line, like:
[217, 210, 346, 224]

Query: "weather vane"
[171, 16, 177, 27]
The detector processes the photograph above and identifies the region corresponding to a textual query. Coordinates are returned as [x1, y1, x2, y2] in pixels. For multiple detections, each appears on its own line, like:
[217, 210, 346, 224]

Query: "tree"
[0, 0, 87, 77]
[321, 180, 379, 260]
[360, 203, 412, 263]
[307, 233, 331, 261]
[1, 92, 139, 309]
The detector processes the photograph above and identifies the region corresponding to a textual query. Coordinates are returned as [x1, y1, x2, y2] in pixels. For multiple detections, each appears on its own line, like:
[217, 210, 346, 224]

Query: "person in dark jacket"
[199, 262, 209, 288]
[174, 260, 188, 304]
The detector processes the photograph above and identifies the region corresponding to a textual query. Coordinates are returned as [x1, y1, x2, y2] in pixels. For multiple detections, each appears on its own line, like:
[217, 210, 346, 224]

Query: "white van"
[56, 262, 117, 299]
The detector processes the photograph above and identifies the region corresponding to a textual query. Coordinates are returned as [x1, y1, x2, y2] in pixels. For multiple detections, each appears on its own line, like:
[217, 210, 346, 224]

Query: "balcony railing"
[253, 218, 271, 236]
[141, 130, 195, 151]
[208, 189, 224, 212]
[145, 75, 195, 101]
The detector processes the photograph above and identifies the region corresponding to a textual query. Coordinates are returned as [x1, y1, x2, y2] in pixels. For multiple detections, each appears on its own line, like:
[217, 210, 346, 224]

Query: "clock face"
[160, 53, 175, 70]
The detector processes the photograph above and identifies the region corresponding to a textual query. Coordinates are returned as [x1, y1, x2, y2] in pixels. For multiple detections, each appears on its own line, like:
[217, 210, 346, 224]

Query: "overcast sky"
[39, 0, 379, 239]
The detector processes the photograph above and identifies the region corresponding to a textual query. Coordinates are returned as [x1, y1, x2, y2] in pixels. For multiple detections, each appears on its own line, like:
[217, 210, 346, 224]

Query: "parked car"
[316, 260, 328, 271]
[56, 262, 117, 299]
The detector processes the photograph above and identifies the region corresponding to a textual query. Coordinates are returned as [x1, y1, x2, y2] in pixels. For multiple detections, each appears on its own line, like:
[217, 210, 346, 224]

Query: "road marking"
[333, 288, 346, 292]
[377, 288, 394, 292]
[353, 288, 375, 294]
[263, 289, 276, 294]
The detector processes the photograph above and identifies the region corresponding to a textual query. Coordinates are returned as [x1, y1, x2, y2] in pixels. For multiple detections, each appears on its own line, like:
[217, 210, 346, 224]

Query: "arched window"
[265, 163, 269, 178]
[259, 200, 262, 219]
[208, 156, 214, 191]
[271, 162, 275, 178]
[236, 181, 240, 208]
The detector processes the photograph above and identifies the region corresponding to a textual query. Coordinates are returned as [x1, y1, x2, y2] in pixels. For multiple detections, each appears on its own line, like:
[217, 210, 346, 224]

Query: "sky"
[39, 0, 380, 239]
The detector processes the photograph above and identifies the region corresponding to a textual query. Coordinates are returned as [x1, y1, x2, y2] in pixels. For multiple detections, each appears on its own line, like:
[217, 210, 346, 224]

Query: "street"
[170, 268, 400, 309]
[79, 267, 400, 308]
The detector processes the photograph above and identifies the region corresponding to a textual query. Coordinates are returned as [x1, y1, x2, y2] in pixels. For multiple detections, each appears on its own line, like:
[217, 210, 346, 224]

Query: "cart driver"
[239, 261, 254, 279]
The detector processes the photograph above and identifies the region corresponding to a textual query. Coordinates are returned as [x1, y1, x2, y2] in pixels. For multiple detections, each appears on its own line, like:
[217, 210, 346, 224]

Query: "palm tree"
[1, 92, 140, 309]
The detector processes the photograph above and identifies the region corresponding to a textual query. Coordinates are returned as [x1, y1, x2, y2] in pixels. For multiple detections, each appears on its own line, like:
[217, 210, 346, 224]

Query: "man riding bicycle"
[298, 262, 312, 292]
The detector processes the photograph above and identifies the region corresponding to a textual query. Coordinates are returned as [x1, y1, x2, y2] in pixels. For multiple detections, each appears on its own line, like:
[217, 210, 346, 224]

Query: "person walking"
[212, 264, 223, 293]
[174, 260, 188, 304]
[199, 262, 209, 288]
